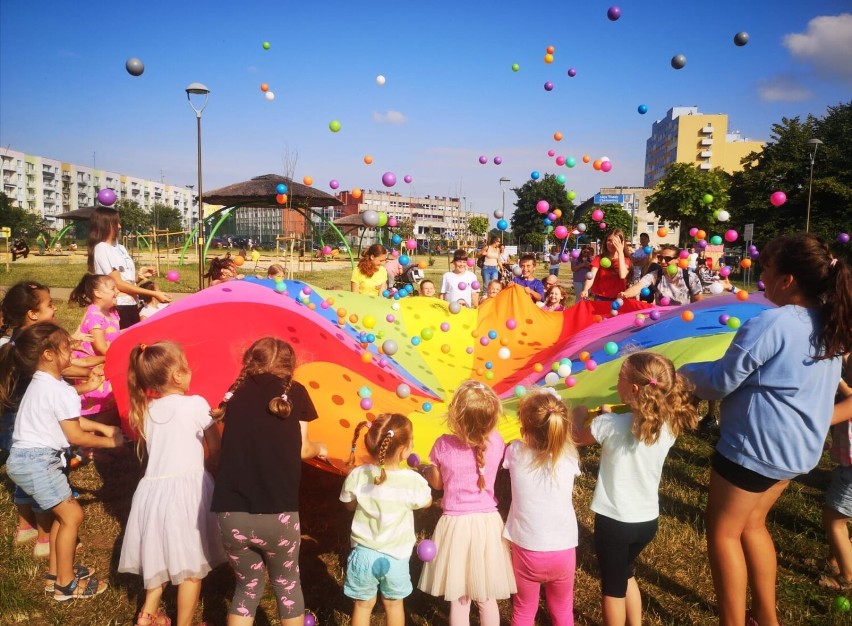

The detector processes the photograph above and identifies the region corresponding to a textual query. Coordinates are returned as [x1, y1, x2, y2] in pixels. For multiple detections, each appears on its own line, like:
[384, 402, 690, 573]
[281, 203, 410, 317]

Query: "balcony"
[700, 150, 713, 158]
[42, 170, 55, 180]
[700, 137, 714, 146]
[699, 162, 712, 170]
[702, 125, 713, 134]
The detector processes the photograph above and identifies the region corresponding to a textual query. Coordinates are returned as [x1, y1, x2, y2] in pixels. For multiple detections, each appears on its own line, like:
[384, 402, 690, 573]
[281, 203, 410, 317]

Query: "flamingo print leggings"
[217, 511, 304, 619]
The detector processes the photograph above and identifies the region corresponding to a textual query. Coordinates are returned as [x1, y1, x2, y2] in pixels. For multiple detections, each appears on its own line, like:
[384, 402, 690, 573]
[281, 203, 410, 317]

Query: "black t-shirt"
[211, 374, 318, 514]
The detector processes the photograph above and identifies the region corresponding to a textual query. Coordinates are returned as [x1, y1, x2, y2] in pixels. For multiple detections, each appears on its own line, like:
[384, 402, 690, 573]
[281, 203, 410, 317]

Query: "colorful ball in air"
[381, 172, 396, 187]
[329, 179, 339, 190]
[600, 257, 612, 269]
[593, 159, 602, 171]
[601, 161, 612, 173]
[839, 232, 850, 244]
[376, 75, 386, 85]
[724, 230, 738, 243]
[511, 63, 520, 72]
[264, 91, 275, 101]
[396, 383, 410, 398]
[536, 200, 550, 214]
[719, 266, 732, 278]
[736, 289, 749, 302]
[544, 81, 554, 91]
[556, 174, 566, 185]
[554, 225, 569, 239]
[303, 613, 316, 626]
[303, 176, 313, 186]
[544, 54, 554, 64]
[592, 209, 604, 222]
[276, 183, 288, 194]
[382, 339, 398, 356]
[514, 385, 527, 398]
[734, 32, 750, 47]
[479, 155, 488, 165]
[709, 235, 722, 245]
[566, 157, 576, 168]
[260, 83, 269, 92]
[770, 191, 787, 207]
[638, 104, 648, 114]
[405, 238, 417, 250]
[530, 171, 540, 180]
[359, 397, 373, 411]
[681, 310, 695, 322]
[422, 401, 432, 412]
[567, 68, 577, 77]
[328, 120, 341, 133]
[585, 359, 598, 371]
[163, 270, 179, 283]
[262, 41, 271, 50]
[97, 188, 117, 206]
[407, 453, 420, 468]
[671, 54, 686, 70]
[607, 6, 621, 20]
[727, 317, 742, 330]
[417, 539, 437, 561]
[567, 190, 577, 201]
[125, 57, 144, 76]
[399, 254, 410, 266]
[702, 193, 714, 204]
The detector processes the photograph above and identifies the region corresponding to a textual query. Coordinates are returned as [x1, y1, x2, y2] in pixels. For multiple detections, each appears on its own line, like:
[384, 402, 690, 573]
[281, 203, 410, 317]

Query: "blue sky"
[1, 1, 850, 225]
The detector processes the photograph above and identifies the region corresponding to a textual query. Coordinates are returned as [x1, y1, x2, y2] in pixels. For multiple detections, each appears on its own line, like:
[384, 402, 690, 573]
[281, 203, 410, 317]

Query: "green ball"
[329, 120, 342, 133]
[726, 317, 741, 330]
[833, 596, 851, 612]
[556, 174, 566, 184]
[710, 235, 723, 245]
[511, 63, 520, 72]
[604, 341, 618, 355]
[703, 193, 714, 204]
[262, 41, 271, 50]
[567, 190, 577, 201]
[667, 263, 678, 276]
[600, 257, 612, 269]
[420, 327, 434, 341]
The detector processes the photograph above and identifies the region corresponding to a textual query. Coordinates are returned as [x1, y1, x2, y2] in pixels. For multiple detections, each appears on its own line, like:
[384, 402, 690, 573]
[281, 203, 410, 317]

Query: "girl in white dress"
[119, 341, 226, 626]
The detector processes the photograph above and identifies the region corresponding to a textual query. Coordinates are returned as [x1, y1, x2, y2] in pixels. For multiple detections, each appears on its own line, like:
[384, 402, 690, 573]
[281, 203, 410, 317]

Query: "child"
[138, 281, 170, 321]
[579, 229, 631, 301]
[440, 249, 479, 308]
[418, 279, 437, 297]
[512, 254, 545, 304]
[204, 255, 240, 286]
[680, 233, 852, 626]
[0, 282, 104, 559]
[118, 341, 226, 626]
[267, 263, 286, 281]
[418, 380, 516, 625]
[547, 245, 561, 277]
[351, 244, 388, 295]
[211, 337, 327, 625]
[3, 322, 123, 599]
[340, 415, 432, 626]
[541, 285, 566, 311]
[480, 280, 503, 302]
[574, 352, 698, 626]
[504, 388, 580, 626]
[70, 274, 122, 425]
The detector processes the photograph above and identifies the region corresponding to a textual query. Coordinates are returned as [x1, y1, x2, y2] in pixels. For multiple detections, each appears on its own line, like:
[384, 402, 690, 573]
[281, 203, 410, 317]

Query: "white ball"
[544, 372, 560, 386]
[376, 75, 386, 85]
[709, 282, 724, 295]
[264, 91, 275, 101]
[391, 302, 400, 310]
[717, 210, 730, 222]
[557, 363, 572, 377]
[498, 347, 511, 360]
[577, 223, 587, 233]
[600, 155, 610, 162]
[512, 265, 522, 276]
[493, 210, 504, 219]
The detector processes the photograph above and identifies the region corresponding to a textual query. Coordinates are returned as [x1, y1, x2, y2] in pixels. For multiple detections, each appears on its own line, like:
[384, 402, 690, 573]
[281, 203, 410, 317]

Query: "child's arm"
[420, 464, 443, 490]
[572, 406, 597, 447]
[300, 421, 328, 459]
[204, 423, 221, 475]
[70, 367, 104, 395]
[60, 418, 124, 448]
[89, 327, 109, 356]
[68, 354, 106, 370]
[78, 416, 118, 437]
[342, 497, 358, 512]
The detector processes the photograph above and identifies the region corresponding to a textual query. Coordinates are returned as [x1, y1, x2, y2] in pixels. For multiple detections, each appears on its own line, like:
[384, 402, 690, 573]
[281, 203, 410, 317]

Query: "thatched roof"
[333, 213, 366, 235]
[204, 174, 343, 208]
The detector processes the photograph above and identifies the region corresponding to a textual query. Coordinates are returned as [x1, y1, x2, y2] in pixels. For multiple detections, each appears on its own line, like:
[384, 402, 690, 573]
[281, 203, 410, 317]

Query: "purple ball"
[479, 155, 488, 164]
[329, 179, 339, 190]
[757, 280, 765, 291]
[304, 614, 317, 626]
[718, 314, 730, 326]
[544, 81, 554, 91]
[570, 249, 580, 259]
[381, 171, 397, 187]
[403, 175, 412, 183]
[97, 188, 117, 206]
[607, 6, 621, 20]
[417, 539, 437, 562]
[493, 156, 502, 165]
[649, 310, 661, 321]
[567, 68, 577, 77]
[696, 238, 708, 249]
[839, 232, 850, 244]
[407, 453, 421, 468]
[560, 253, 570, 263]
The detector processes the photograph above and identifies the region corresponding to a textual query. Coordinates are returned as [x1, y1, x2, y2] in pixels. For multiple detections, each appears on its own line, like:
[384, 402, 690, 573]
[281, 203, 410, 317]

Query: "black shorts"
[593, 513, 658, 598]
[116, 304, 141, 329]
[711, 451, 780, 493]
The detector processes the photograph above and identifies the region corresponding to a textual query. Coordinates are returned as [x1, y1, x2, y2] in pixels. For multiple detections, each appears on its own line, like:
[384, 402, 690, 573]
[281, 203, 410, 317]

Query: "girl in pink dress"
[69, 274, 122, 425]
[418, 380, 516, 625]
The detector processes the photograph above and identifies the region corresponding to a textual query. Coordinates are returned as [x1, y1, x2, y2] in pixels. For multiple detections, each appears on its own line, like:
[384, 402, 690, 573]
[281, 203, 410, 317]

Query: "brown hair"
[204, 254, 237, 283]
[210, 337, 296, 422]
[87, 208, 120, 273]
[69, 274, 112, 307]
[447, 380, 502, 491]
[348, 413, 413, 484]
[620, 352, 698, 444]
[0, 282, 50, 335]
[760, 233, 852, 360]
[517, 389, 577, 473]
[126, 341, 188, 458]
[138, 281, 157, 304]
[356, 244, 387, 277]
[0, 322, 70, 411]
[267, 264, 286, 279]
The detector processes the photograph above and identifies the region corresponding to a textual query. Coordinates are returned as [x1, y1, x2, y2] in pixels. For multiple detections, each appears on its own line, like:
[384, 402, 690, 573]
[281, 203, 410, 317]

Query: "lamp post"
[185, 82, 210, 290]
[499, 177, 510, 243]
[805, 138, 822, 233]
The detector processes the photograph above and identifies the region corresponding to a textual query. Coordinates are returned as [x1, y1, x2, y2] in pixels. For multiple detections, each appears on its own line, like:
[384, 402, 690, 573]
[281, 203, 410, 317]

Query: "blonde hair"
[210, 337, 295, 422]
[347, 413, 413, 484]
[517, 389, 577, 473]
[621, 352, 698, 444]
[447, 380, 502, 491]
[127, 341, 188, 459]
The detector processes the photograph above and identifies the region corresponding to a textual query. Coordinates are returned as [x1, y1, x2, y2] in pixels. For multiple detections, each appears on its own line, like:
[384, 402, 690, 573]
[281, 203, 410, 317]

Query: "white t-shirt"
[687, 252, 699, 270]
[12, 371, 82, 451]
[502, 440, 580, 551]
[440, 270, 478, 307]
[590, 411, 675, 523]
[143, 395, 213, 478]
[139, 302, 169, 320]
[93, 241, 138, 306]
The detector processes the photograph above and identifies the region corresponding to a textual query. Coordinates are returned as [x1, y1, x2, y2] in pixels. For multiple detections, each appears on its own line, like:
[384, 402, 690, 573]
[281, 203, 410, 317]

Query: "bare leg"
[137, 583, 166, 624]
[625, 577, 642, 626]
[823, 506, 852, 581]
[381, 597, 405, 626]
[352, 597, 377, 626]
[50, 496, 83, 587]
[176, 578, 202, 626]
[601, 595, 626, 626]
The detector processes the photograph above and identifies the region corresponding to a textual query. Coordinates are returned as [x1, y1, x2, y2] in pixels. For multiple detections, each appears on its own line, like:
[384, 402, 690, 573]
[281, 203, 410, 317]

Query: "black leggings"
[116, 304, 141, 329]
[594, 513, 658, 598]
[217, 512, 304, 619]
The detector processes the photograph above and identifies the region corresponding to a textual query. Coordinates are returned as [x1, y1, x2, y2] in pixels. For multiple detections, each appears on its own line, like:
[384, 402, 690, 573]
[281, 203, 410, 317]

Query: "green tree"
[509, 174, 573, 250]
[150, 203, 184, 233]
[467, 215, 489, 244]
[114, 199, 151, 234]
[0, 192, 41, 237]
[729, 103, 851, 255]
[646, 162, 731, 239]
[575, 203, 634, 243]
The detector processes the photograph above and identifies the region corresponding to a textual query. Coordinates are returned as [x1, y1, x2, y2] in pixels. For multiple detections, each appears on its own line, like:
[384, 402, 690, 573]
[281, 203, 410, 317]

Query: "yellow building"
[644, 106, 763, 187]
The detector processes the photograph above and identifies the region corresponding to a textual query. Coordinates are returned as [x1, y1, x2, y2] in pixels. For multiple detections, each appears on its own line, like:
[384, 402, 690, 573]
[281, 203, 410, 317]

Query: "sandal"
[135, 608, 172, 626]
[44, 564, 94, 593]
[819, 572, 852, 591]
[53, 574, 107, 601]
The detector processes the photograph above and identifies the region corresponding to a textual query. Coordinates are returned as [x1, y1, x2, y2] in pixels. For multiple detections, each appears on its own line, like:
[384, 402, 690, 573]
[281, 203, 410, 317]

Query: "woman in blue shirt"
[680, 233, 852, 626]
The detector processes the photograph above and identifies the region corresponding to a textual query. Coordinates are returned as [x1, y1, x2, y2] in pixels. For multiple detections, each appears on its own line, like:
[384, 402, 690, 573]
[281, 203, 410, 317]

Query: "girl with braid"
[119, 341, 225, 626]
[418, 380, 516, 626]
[211, 337, 327, 626]
[339, 414, 432, 626]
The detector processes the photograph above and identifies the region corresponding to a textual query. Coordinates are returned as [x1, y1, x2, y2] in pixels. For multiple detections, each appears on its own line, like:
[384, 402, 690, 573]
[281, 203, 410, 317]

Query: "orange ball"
[681, 310, 695, 322]
[363, 155, 373, 165]
[352, 188, 362, 199]
[533, 363, 544, 373]
[593, 159, 603, 171]
[336, 308, 347, 318]
[260, 83, 269, 92]
[441, 344, 451, 354]
[657, 227, 669, 237]
[361, 352, 373, 364]
[500, 337, 509, 346]
[579, 351, 591, 362]
[677, 258, 689, 269]
[736, 289, 750, 301]
[546, 45, 555, 54]
[740, 258, 752, 269]
[326, 297, 335, 306]
[418, 261, 428, 269]
[582, 155, 591, 164]
[349, 314, 359, 324]
[276, 193, 287, 204]
[233, 255, 245, 266]
[696, 229, 707, 240]
[303, 176, 313, 186]
[593, 314, 603, 323]
[553, 209, 562, 218]
[553, 131, 563, 141]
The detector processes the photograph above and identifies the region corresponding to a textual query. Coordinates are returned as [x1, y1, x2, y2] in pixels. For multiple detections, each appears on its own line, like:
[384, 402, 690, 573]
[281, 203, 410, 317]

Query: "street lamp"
[805, 138, 823, 233]
[185, 82, 210, 290]
[499, 177, 510, 243]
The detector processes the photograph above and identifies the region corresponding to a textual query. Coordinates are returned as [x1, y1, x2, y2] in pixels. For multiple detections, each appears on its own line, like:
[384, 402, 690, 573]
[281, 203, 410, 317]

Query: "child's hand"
[138, 267, 157, 280]
[108, 430, 125, 448]
[153, 290, 173, 304]
[71, 330, 94, 345]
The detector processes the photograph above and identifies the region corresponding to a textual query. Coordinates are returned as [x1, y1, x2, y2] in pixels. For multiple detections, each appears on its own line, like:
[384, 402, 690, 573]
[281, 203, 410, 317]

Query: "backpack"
[476, 255, 485, 269]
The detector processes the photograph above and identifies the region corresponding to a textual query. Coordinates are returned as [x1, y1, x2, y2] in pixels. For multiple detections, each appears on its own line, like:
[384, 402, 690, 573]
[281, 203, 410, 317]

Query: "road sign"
[743, 223, 754, 241]
[594, 194, 624, 204]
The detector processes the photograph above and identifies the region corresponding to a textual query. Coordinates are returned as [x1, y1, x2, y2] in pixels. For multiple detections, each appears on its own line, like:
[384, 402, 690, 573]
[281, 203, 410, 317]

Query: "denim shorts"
[826, 466, 852, 518]
[343, 544, 412, 600]
[6, 447, 71, 513]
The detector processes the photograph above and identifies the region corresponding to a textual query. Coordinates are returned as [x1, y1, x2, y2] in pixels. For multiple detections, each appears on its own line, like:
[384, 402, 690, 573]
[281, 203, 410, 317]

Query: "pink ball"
[591, 209, 604, 222]
[388, 217, 398, 227]
[719, 266, 732, 277]
[555, 156, 566, 166]
[405, 238, 417, 250]
[322, 245, 332, 255]
[724, 229, 738, 243]
[565, 376, 577, 387]
[560, 253, 570, 262]
[660, 297, 671, 306]
[493, 156, 502, 165]
[599, 222, 607, 230]
[554, 225, 569, 239]
[359, 398, 373, 411]
[381, 171, 397, 187]
[386, 314, 395, 322]
[403, 175, 412, 184]
[679, 250, 689, 259]
[329, 179, 339, 190]
[689, 227, 698, 237]
[585, 359, 598, 371]
[417, 539, 437, 561]
[769, 191, 787, 207]
[479, 155, 488, 164]
[600, 161, 612, 172]
[440, 322, 450, 332]
[471, 281, 480, 290]
[466, 259, 475, 268]
[547, 149, 556, 157]
[536, 200, 550, 214]
[458, 282, 467, 290]
[166, 270, 180, 283]
[506, 319, 517, 330]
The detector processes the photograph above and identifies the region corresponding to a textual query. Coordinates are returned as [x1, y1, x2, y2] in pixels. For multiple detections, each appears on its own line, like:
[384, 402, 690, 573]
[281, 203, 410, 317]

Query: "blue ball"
[531, 171, 541, 180]
[640, 287, 651, 297]
[399, 254, 410, 266]
[637, 104, 648, 114]
[393, 293, 401, 300]
[610, 300, 621, 310]
[276, 183, 288, 194]
[382, 289, 390, 298]
[497, 219, 508, 231]
[485, 361, 493, 369]
[366, 333, 376, 343]
[543, 218, 552, 226]
[391, 234, 402, 245]
[488, 330, 498, 339]
[422, 402, 433, 412]
[411, 336, 421, 346]
[644, 245, 653, 254]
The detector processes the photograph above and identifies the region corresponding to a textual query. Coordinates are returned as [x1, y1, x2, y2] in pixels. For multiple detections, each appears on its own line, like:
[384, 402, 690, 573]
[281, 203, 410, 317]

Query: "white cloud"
[784, 13, 852, 82]
[372, 110, 407, 124]
[757, 74, 814, 102]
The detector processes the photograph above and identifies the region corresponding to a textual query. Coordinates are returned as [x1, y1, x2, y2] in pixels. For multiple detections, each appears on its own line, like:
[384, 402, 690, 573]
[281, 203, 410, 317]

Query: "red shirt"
[590, 255, 631, 299]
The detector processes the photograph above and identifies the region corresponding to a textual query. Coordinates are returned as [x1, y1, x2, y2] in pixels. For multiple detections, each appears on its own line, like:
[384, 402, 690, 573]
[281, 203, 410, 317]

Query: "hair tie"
[139, 343, 147, 352]
[647, 378, 658, 386]
[223, 391, 233, 402]
[386, 429, 395, 438]
[478, 467, 486, 476]
[830, 258, 838, 268]
[280, 393, 288, 402]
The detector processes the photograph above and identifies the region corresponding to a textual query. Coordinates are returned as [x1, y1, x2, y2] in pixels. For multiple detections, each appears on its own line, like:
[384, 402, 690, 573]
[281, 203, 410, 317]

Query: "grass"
[1, 254, 841, 626]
